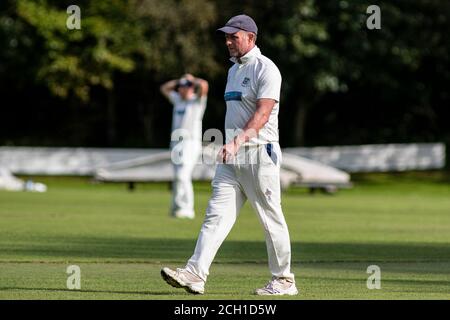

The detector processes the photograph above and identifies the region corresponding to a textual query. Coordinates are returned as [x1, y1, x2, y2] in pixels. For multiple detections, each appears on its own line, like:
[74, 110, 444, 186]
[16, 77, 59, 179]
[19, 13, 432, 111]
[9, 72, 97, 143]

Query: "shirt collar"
[230, 46, 260, 65]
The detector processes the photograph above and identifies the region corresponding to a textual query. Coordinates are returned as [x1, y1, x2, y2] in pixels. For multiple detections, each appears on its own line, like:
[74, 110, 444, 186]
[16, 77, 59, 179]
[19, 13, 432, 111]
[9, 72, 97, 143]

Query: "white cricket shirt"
[224, 46, 282, 146]
[168, 92, 207, 142]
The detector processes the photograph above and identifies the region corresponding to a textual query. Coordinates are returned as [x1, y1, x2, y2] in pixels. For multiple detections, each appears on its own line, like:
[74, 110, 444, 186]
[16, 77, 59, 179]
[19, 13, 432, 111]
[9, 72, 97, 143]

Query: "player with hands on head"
[160, 73, 209, 219]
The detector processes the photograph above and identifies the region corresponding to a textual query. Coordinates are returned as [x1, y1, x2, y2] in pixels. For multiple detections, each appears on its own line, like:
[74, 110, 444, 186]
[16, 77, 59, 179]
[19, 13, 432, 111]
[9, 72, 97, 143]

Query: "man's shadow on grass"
[3, 236, 450, 266]
[0, 286, 180, 296]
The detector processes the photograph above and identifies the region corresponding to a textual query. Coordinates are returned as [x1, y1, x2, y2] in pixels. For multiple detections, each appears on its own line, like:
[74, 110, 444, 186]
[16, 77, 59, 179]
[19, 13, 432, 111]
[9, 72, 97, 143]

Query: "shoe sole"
[160, 269, 203, 295]
[255, 289, 299, 296]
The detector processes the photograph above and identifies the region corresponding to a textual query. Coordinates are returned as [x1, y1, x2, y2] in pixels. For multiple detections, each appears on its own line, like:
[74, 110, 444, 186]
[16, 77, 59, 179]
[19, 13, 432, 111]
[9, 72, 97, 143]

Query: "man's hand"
[218, 139, 240, 163]
[183, 73, 195, 82]
[181, 73, 209, 98]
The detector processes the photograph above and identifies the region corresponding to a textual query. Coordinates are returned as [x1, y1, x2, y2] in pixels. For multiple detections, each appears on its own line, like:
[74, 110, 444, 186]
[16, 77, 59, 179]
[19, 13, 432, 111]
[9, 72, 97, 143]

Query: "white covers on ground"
[94, 146, 351, 189]
[0, 147, 165, 176]
[0, 168, 24, 191]
[280, 153, 351, 189]
[0, 168, 47, 192]
[0, 146, 352, 190]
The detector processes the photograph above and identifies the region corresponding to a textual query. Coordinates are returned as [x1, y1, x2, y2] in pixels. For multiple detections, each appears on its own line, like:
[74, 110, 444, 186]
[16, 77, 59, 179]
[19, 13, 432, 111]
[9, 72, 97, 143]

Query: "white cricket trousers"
[185, 142, 295, 282]
[171, 140, 201, 216]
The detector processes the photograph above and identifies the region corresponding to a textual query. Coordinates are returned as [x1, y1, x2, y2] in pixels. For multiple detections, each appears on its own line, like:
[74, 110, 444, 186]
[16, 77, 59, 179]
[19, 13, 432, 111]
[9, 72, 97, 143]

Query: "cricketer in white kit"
[160, 74, 209, 219]
[161, 15, 297, 295]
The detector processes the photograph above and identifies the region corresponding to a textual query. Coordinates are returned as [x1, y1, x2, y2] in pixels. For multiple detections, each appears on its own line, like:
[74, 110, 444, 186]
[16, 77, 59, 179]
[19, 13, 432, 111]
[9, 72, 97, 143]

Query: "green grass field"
[1, 173, 449, 299]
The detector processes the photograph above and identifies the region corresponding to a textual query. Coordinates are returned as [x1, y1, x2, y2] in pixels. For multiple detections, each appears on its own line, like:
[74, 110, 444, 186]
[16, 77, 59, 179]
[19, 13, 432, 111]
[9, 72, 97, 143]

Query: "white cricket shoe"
[161, 267, 205, 294]
[172, 210, 195, 219]
[255, 277, 298, 296]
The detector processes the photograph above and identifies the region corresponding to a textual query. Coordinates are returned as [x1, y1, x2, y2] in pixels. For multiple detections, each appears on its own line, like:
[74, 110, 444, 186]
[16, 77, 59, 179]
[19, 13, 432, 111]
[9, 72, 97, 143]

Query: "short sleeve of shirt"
[256, 64, 282, 102]
[168, 91, 181, 105]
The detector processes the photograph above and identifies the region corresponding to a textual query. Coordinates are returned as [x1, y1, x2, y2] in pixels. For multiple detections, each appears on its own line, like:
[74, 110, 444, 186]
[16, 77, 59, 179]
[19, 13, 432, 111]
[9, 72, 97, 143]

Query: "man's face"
[178, 85, 194, 100]
[224, 31, 254, 58]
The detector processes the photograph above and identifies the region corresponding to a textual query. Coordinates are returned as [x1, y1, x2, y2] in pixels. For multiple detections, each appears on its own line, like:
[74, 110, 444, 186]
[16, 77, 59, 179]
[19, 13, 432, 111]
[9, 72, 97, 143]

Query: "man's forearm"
[192, 76, 209, 97]
[233, 99, 274, 148]
[233, 112, 268, 147]
[160, 79, 178, 97]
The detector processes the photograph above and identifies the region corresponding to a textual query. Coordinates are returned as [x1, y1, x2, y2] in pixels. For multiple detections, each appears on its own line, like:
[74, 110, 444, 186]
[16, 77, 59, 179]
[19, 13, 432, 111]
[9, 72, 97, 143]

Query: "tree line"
[0, 0, 449, 150]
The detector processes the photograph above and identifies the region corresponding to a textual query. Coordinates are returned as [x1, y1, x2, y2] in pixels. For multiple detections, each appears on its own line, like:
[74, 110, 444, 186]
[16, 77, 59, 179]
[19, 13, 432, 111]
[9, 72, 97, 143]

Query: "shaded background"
[1, 0, 449, 153]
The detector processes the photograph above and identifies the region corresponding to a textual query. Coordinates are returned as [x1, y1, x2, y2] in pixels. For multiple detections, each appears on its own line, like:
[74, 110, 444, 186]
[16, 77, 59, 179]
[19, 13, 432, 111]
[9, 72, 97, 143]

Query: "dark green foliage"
[0, 0, 449, 149]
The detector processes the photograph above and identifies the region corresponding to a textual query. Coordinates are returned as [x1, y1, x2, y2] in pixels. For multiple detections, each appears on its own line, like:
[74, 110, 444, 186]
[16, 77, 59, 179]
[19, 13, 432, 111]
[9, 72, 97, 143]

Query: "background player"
[160, 74, 209, 219]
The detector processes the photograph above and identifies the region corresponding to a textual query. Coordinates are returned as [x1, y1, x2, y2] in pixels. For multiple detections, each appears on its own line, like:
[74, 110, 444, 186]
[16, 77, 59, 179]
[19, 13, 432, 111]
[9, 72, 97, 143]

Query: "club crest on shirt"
[241, 77, 251, 87]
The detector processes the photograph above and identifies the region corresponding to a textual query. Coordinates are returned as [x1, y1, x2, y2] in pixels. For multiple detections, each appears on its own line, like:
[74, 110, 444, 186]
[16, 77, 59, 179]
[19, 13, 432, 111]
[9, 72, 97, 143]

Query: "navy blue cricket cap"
[216, 14, 258, 35]
[178, 79, 193, 87]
